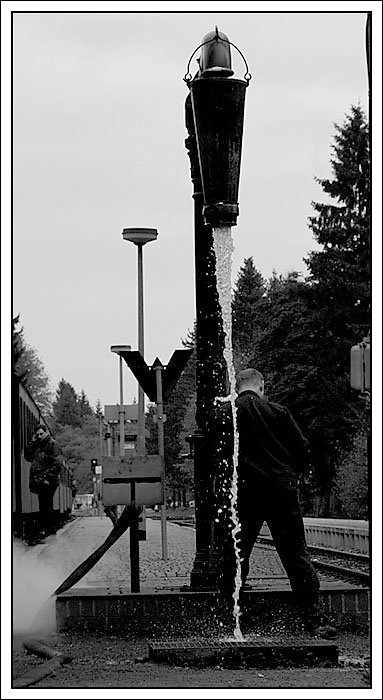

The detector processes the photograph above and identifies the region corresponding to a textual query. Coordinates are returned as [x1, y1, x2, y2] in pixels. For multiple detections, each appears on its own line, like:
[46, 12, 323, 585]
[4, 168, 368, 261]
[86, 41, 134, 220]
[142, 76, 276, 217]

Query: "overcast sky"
[10, 7, 370, 409]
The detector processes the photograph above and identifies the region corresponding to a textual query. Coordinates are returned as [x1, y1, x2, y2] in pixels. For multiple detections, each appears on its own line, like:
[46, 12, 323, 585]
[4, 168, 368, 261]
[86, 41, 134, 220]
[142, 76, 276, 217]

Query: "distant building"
[104, 404, 148, 454]
[73, 493, 93, 510]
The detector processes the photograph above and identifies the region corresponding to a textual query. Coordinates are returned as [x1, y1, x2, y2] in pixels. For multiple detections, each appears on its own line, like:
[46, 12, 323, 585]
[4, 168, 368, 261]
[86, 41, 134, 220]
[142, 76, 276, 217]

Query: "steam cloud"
[13, 539, 65, 635]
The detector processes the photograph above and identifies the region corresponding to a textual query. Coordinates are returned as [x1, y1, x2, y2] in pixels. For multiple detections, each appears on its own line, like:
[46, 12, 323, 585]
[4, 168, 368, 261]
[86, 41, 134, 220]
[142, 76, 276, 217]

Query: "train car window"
[25, 404, 29, 450]
[27, 407, 31, 444]
[24, 402, 27, 452]
[19, 397, 24, 451]
[28, 408, 33, 442]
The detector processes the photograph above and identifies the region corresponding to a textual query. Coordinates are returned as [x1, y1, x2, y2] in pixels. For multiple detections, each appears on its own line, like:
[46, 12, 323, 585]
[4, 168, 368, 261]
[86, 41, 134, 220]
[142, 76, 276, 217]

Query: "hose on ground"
[54, 504, 141, 595]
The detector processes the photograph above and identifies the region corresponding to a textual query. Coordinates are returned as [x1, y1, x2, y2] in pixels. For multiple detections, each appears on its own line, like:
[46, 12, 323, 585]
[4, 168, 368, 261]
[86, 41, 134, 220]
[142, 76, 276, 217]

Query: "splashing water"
[213, 225, 243, 641]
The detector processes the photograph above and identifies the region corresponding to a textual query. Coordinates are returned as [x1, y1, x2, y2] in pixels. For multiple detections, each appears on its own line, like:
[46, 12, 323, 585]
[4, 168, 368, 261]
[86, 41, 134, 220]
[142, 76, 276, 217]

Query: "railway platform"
[14, 513, 370, 637]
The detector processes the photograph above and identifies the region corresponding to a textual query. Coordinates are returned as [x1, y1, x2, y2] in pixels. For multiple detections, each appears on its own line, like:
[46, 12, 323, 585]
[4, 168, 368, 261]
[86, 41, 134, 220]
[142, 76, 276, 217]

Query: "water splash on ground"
[213, 225, 243, 641]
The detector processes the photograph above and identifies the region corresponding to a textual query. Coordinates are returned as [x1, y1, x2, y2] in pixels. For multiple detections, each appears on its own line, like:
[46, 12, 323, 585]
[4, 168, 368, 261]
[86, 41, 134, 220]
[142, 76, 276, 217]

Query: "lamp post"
[122, 228, 158, 457]
[184, 28, 250, 588]
[152, 358, 168, 560]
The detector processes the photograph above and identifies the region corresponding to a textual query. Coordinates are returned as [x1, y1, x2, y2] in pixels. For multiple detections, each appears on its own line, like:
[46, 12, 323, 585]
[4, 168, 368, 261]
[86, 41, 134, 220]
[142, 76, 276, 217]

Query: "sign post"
[153, 359, 168, 560]
[102, 455, 163, 592]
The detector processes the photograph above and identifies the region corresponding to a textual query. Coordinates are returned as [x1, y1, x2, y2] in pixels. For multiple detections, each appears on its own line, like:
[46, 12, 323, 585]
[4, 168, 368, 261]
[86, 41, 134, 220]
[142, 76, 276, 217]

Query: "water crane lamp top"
[184, 26, 251, 85]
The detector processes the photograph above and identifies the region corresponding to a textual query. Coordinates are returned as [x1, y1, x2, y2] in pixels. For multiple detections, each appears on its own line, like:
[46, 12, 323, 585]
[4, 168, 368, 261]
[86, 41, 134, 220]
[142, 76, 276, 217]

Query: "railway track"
[310, 558, 370, 586]
[167, 520, 370, 587]
[256, 536, 370, 586]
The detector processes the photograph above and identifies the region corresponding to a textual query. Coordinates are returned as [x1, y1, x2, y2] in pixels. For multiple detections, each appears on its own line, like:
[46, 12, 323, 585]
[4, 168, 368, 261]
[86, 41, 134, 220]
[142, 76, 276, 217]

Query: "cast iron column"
[185, 95, 226, 589]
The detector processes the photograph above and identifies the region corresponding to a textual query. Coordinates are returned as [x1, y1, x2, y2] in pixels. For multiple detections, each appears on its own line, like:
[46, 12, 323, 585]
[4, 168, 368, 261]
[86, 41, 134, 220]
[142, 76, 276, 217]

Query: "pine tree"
[334, 415, 369, 519]
[243, 269, 363, 516]
[250, 271, 314, 404]
[232, 258, 266, 370]
[302, 104, 371, 513]
[305, 104, 370, 360]
[12, 315, 28, 383]
[78, 388, 94, 421]
[53, 379, 82, 427]
[13, 315, 53, 415]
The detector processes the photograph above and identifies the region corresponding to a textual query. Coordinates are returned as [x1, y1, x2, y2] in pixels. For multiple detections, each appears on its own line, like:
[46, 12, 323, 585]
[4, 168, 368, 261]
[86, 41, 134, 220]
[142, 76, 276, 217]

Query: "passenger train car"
[12, 373, 73, 540]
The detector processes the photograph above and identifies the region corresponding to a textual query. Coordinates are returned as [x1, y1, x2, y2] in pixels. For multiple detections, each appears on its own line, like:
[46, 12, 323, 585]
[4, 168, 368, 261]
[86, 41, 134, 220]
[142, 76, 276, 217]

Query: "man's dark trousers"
[37, 485, 57, 534]
[222, 478, 321, 626]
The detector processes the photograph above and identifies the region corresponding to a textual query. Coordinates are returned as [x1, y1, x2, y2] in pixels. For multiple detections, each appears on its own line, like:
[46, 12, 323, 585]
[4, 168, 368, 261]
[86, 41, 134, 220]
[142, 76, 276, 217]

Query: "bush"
[334, 431, 369, 519]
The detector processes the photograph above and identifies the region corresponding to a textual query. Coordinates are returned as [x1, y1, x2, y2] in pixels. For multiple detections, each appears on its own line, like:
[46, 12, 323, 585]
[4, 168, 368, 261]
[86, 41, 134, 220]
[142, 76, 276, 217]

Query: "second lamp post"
[122, 227, 158, 456]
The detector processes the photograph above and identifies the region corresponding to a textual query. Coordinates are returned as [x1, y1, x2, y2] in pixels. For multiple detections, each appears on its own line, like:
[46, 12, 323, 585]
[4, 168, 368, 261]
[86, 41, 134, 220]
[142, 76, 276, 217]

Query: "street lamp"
[122, 228, 158, 457]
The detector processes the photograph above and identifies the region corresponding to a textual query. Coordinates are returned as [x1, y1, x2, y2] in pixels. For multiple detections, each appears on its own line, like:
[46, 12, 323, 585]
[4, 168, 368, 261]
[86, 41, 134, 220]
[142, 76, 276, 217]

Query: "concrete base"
[56, 585, 369, 636]
[148, 636, 339, 668]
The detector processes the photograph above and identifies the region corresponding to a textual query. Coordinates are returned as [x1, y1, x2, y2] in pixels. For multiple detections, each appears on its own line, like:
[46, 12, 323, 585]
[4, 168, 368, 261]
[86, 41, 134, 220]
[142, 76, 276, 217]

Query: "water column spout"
[213, 224, 243, 641]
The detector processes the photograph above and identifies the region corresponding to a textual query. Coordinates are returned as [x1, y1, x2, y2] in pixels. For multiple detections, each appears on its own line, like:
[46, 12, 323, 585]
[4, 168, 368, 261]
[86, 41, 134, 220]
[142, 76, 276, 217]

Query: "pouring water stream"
[213, 225, 243, 641]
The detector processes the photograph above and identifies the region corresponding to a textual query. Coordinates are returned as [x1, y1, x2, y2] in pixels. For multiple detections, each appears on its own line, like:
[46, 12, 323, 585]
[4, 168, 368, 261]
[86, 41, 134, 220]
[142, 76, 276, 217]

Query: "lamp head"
[198, 27, 234, 78]
[111, 345, 131, 355]
[122, 228, 158, 246]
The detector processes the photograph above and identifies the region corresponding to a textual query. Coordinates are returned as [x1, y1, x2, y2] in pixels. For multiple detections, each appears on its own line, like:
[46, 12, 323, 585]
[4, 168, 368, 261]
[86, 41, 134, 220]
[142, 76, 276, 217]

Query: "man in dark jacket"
[213, 368, 334, 636]
[24, 424, 62, 537]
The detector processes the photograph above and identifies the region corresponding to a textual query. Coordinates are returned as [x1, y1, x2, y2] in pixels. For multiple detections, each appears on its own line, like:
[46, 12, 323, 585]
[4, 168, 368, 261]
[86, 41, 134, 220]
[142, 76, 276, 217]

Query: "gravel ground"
[310, 552, 370, 575]
[12, 630, 371, 689]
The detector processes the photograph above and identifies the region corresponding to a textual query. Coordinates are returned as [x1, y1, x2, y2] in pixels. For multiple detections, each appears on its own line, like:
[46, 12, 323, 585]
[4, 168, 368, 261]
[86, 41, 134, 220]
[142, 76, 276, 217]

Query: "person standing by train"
[213, 368, 335, 638]
[24, 424, 62, 539]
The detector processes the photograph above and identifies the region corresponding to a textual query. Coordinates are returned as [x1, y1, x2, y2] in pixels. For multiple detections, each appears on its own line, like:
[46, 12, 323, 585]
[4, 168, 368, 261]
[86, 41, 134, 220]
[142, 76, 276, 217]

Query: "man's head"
[34, 424, 49, 441]
[236, 368, 264, 397]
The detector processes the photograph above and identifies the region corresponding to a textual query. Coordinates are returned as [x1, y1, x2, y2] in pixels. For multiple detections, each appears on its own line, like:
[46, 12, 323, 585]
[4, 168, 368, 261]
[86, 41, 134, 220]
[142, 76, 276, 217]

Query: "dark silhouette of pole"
[122, 228, 157, 591]
[185, 94, 226, 588]
[184, 29, 249, 589]
[137, 243, 145, 457]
